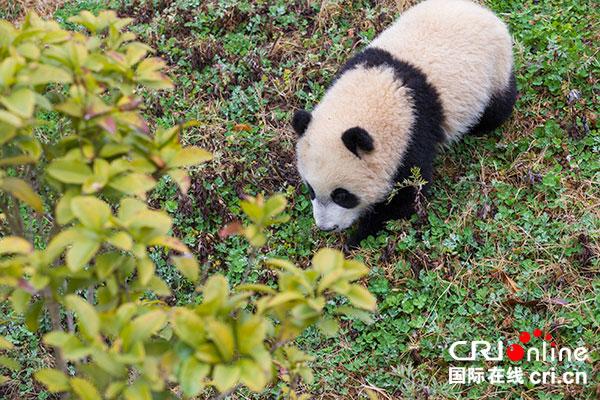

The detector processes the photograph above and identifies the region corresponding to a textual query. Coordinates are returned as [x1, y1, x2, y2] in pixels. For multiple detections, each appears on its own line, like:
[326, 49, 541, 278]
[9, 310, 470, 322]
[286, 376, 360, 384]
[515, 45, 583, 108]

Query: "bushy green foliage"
[0, 10, 375, 399]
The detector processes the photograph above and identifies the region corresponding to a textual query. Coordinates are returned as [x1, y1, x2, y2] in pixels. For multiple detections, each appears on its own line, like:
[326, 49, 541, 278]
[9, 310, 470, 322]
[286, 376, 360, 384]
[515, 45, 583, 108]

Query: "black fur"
[341, 47, 446, 248]
[292, 110, 312, 136]
[342, 127, 374, 158]
[467, 72, 518, 136]
[331, 188, 359, 209]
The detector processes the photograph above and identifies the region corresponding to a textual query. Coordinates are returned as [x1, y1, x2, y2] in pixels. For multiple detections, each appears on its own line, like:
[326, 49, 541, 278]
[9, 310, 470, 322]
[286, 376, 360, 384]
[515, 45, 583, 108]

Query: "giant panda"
[291, 0, 517, 248]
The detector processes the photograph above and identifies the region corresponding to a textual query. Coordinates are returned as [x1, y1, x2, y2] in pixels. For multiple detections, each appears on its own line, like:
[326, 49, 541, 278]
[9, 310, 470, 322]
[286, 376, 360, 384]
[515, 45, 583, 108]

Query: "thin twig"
[0, 196, 19, 235]
[43, 287, 68, 374]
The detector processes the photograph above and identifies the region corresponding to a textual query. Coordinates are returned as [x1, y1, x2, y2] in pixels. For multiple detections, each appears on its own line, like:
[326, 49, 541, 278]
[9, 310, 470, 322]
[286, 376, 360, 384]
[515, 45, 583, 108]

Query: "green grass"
[1, 0, 599, 399]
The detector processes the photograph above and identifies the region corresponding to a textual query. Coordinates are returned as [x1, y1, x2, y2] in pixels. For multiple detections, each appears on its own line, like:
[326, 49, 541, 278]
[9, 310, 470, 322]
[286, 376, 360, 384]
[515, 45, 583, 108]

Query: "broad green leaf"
[25, 299, 45, 331]
[0, 236, 33, 254]
[334, 306, 374, 325]
[28, 64, 72, 85]
[263, 194, 287, 218]
[0, 57, 17, 84]
[122, 381, 151, 400]
[44, 229, 79, 262]
[167, 169, 190, 195]
[266, 291, 304, 308]
[146, 276, 171, 297]
[34, 369, 70, 392]
[65, 295, 99, 341]
[212, 364, 241, 393]
[172, 254, 199, 282]
[66, 236, 100, 272]
[0, 356, 20, 370]
[108, 173, 156, 197]
[47, 159, 93, 184]
[125, 45, 148, 66]
[17, 42, 40, 59]
[99, 142, 130, 158]
[168, 146, 212, 168]
[155, 125, 179, 147]
[298, 365, 315, 385]
[71, 196, 111, 230]
[178, 356, 209, 397]
[206, 319, 235, 362]
[10, 288, 31, 313]
[55, 189, 78, 224]
[135, 57, 165, 75]
[236, 317, 266, 355]
[265, 258, 302, 274]
[202, 274, 229, 308]
[239, 200, 263, 224]
[148, 236, 189, 253]
[194, 343, 222, 364]
[137, 258, 154, 286]
[0, 336, 13, 350]
[345, 284, 377, 311]
[121, 310, 167, 350]
[1, 88, 35, 118]
[312, 248, 344, 274]
[316, 317, 339, 336]
[113, 111, 149, 134]
[107, 231, 133, 251]
[171, 308, 206, 347]
[95, 252, 125, 280]
[239, 358, 268, 392]
[242, 225, 266, 248]
[42, 30, 72, 44]
[71, 377, 102, 400]
[342, 259, 370, 280]
[0, 110, 22, 127]
[0, 177, 43, 213]
[235, 283, 277, 294]
[105, 381, 126, 399]
[317, 268, 345, 294]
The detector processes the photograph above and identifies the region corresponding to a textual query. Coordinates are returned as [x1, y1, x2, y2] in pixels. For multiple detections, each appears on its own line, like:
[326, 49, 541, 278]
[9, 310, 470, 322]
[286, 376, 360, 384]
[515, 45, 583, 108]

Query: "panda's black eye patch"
[306, 183, 315, 200]
[331, 188, 358, 209]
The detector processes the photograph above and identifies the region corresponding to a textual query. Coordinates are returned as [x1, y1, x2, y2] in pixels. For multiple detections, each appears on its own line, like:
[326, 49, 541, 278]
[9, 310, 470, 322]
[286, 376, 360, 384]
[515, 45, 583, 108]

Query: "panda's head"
[292, 65, 415, 232]
[294, 111, 375, 231]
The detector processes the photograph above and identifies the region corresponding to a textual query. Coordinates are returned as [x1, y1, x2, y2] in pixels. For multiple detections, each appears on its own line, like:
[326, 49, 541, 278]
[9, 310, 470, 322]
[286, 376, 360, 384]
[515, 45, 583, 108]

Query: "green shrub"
[0, 11, 375, 399]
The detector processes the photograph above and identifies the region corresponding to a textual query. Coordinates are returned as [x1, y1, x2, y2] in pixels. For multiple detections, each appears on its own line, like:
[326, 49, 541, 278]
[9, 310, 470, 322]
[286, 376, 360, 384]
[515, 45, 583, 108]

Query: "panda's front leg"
[346, 185, 419, 249]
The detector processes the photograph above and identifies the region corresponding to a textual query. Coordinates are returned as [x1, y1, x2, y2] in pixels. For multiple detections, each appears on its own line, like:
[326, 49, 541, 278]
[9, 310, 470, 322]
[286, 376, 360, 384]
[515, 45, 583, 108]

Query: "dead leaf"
[503, 297, 569, 309]
[490, 268, 520, 293]
[218, 221, 243, 239]
[232, 123, 252, 132]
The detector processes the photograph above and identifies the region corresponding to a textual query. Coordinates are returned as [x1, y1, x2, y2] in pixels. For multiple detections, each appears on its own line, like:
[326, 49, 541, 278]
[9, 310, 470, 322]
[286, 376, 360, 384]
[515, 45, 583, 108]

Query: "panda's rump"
[368, 0, 514, 141]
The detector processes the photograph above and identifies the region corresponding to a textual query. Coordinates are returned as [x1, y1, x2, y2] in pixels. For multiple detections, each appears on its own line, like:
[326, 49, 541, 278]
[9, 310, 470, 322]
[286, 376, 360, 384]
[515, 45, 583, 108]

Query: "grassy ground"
[1, 0, 599, 399]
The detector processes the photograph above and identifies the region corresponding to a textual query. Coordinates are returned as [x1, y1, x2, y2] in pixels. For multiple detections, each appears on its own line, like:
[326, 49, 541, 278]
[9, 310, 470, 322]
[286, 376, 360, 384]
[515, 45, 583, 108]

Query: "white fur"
[312, 199, 356, 231]
[296, 0, 514, 230]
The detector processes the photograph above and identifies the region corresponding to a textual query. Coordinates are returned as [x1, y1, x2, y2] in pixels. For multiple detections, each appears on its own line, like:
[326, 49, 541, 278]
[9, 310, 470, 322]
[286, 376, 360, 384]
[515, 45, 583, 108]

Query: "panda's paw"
[344, 233, 363, 251]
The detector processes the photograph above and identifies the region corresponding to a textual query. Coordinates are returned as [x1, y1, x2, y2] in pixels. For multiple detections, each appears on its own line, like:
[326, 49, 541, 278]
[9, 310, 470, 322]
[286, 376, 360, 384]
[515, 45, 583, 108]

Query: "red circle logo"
[507, 344, 524, 361]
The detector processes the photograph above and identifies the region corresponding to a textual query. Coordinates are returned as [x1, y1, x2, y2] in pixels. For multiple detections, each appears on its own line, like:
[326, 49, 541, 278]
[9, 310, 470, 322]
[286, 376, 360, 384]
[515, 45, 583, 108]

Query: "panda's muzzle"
[318, 223, 339, 232]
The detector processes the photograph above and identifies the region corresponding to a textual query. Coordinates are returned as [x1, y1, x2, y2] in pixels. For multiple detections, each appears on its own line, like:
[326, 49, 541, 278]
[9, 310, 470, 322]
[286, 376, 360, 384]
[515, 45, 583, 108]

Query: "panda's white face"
[305, 183, 363, 231]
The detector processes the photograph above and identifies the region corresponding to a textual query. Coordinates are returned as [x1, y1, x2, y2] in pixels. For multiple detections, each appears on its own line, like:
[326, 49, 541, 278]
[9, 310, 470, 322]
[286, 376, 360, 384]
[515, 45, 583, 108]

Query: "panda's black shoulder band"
[333, 47, 446, 144]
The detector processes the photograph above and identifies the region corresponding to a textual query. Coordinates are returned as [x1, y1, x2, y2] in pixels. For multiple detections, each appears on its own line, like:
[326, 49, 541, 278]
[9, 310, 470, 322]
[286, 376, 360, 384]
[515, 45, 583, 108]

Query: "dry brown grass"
[0, 0, 66, 23]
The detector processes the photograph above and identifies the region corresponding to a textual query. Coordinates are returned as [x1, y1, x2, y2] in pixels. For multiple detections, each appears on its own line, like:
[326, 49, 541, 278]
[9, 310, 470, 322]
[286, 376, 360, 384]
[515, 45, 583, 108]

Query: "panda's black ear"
[342, 127, 374, 158]
[292, 110, 311, 136]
